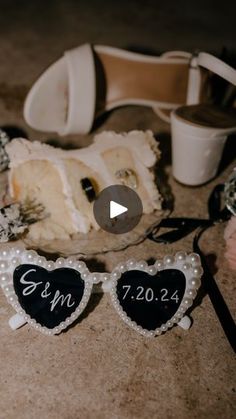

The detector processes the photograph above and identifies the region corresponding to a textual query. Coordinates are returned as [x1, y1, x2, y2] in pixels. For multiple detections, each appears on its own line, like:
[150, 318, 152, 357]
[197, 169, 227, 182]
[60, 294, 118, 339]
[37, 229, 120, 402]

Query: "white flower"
[4, 204, 20, 221]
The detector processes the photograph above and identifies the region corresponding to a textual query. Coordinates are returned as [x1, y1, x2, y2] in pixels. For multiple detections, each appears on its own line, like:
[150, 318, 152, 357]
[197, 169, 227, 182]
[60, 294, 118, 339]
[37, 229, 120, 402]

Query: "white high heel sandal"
[23, 44, 211, 135]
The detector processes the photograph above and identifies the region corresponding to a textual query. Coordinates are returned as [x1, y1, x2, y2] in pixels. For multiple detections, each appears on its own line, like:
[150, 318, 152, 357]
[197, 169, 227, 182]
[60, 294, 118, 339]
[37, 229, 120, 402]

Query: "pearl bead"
[0, 273, 9, 282]
[55, 257, 65, 267]
[188, 253, 201, 266]
[117, 263, 126, 273]
[83, 288, 89, 295]
[81, 270, 89, 280]
[187, 289, 197, 298]
[155, 329, 161, 335]
[147, 266, 157, 276]
[183, 263, 191, 270]
[102, 274, 109, 281]
[37, 256, 47, 266]
[182, 298, 192, 308]
[154, 260, 163, 270]
[137, 261, 148, 270]
[26, 250, 37, 261]
[189, 277, 201, 288]
[192, 266, 203, 277]
[163, 255, 174, 265]
[167, 321, 173, 327]
[11, 257, 20, 266]
[179, 306, 185, 313]
[0, 261, 8, 271]
[111, 271, 121, 280]
[46, 262, 54, 270]
[66, 257, 76, 267]
[76, 261, 86, 272]
[175, 251, 187, 262]
[0, 249, 9, 258]
[161, 325, 168, 331]
[4, 286, 11, 295]
[13, 247, 23, 256]
[172, 317, 178, 323]
[127, 259, 136, 269]
[92, 273, 100, 284]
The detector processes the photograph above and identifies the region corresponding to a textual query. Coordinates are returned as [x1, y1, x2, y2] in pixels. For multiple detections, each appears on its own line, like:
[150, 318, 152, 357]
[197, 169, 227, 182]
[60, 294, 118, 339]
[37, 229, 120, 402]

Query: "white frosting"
[7, 130, 159, 167]
[50, 159, 89, 233]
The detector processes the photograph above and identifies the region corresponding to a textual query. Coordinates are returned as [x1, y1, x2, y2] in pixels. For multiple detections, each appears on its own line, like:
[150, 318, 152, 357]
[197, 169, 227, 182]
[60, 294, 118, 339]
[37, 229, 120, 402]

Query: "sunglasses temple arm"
[9, 313, 26, 330]
[177, 316, 191, 330]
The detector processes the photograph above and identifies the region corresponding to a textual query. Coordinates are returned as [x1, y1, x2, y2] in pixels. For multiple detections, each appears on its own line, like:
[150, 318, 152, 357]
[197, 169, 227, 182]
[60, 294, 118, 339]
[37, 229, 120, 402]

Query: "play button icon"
[93, 185, 143, 234]
[110, 201, 128, 219]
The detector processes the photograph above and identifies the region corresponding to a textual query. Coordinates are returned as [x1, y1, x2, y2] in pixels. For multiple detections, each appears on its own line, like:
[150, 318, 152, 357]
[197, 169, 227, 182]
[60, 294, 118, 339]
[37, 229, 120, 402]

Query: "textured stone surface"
[0, 1, 236, 418]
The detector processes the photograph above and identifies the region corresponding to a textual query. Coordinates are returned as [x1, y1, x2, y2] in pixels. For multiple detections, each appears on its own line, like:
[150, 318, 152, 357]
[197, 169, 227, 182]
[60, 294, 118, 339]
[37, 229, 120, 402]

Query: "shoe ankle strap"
[197, 52, 236, 86]
[187, 52, 236, 105]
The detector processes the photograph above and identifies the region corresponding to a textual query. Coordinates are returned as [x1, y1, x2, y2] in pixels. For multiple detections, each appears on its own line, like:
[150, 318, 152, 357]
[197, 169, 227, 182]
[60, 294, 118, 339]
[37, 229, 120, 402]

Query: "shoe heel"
[171, 110, 229, 186]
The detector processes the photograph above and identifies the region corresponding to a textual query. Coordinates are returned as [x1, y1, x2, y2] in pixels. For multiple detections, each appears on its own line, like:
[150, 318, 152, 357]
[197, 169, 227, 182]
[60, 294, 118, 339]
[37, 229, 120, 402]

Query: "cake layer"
[6, 130, 162, 240]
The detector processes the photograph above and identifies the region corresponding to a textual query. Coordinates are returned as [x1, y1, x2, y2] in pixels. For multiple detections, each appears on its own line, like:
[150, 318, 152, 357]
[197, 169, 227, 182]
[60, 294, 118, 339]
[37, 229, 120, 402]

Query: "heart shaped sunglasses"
[0, 246, 202, 337]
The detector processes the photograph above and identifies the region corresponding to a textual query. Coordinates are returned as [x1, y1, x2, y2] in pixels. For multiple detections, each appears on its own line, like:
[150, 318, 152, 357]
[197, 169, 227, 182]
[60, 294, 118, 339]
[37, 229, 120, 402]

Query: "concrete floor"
[0, 1, 236, 418]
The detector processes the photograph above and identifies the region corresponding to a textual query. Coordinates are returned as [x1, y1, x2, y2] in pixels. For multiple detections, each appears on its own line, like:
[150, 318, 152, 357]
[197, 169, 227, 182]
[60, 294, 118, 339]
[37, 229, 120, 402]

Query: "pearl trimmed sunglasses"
[0, 246, 203, 337]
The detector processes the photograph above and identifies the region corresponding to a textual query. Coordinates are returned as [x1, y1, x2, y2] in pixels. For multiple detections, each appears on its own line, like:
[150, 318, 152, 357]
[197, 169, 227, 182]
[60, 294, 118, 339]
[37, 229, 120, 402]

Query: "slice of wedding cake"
[6, 130, 162, 240]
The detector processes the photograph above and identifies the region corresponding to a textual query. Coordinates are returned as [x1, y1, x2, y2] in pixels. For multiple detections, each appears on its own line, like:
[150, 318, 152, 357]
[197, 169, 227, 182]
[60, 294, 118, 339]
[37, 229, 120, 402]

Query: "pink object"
[224, 217, 236, 270]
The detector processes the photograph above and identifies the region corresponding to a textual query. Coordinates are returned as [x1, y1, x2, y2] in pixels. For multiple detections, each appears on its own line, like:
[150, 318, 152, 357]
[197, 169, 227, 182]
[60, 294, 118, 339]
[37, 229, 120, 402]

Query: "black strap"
[148, 217, 211, 243]
[193, 227, 236, 353]
[147, 184, 236, 352]
[148, 184, 230, 244]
